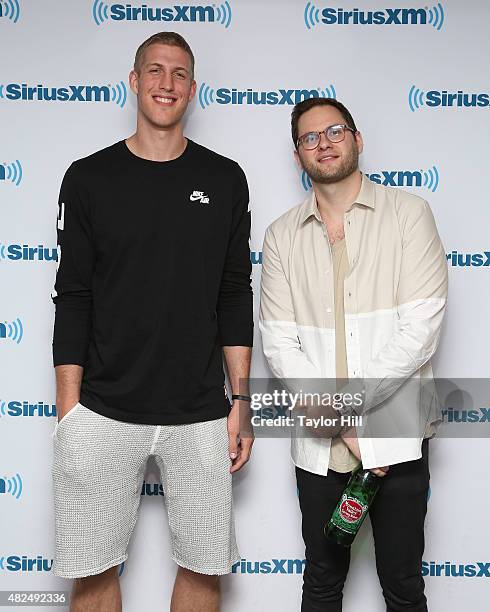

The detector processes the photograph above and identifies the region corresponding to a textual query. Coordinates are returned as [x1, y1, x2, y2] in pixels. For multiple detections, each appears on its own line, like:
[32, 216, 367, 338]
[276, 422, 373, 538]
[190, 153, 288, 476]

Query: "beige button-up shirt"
[259, 174, 448, 474]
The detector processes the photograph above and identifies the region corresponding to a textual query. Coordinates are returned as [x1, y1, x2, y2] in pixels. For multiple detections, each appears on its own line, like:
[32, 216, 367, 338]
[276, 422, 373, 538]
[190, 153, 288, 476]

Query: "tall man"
[52, 32, 253, 612]
[260, 98, 448, 611]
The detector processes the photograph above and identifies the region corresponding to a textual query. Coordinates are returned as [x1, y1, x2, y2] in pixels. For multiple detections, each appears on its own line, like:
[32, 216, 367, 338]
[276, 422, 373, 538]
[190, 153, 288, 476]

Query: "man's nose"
[317, 131, 332, 150]
[158, 72, 174, 91]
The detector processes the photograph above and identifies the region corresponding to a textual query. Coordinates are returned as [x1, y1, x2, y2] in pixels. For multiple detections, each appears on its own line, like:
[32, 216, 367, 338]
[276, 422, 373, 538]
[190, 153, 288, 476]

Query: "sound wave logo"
[215, 1, 232, 27]
[198, 83, 336, 109]
[301, 166, 440, 192]
[422, 165, 439, 192]
[304, 2, 320, 29]
[93, 0, 109, 24]
[199, 82, 215, 108]
[111, 81, 127, 108]
[0, 473, 23, 499]
[301, 170, 312, 191]
[0, 160, 23, 186]
[304, 2, 445, 30]
[408, 85, 425, 112]
[0, 401, 4, 416]
[0, 318, 24, 344]
[0, 0, 21, 23]
[92, 1, 232, 27]
[427, 2, 445, 30]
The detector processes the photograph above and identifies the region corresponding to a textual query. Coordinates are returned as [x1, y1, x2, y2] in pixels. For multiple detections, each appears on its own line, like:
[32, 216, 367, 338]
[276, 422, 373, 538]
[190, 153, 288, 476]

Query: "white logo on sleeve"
[189, 190, 210, 204]
[57, 202, 65, 230]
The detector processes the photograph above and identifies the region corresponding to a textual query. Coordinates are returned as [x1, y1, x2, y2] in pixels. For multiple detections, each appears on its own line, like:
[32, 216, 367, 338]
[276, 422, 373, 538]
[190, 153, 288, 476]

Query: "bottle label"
[335, 494, 368, 528]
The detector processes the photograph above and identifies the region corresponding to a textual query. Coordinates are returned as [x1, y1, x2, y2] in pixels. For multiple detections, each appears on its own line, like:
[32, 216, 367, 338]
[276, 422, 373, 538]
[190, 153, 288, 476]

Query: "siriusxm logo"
[0, 0, 20, 23]
[442, 408, 490, 423]
[232, 558, 306, 575]
[0, 160, 23, 187]
[0, 473, 23, 499]
[0, 556, 52, 572]
[0, 318, 24, 344]
[446, 251, 490, 267]
[304, 2, 444, 30]
[0, 81, 127, 107]
[199, 83, 336, 109]
[409, 86, 490, 112]
[0, 400, 56, 418]
[0, 243, 57, 262]
[140, 481, 164, 496]
[422, 561, 490, 578]
[93, 0, 232, 27]
[301, 167, 440, 192]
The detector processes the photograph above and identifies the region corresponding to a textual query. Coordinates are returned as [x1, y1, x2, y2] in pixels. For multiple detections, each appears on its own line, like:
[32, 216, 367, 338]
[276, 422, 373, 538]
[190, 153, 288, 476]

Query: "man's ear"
[129, 70, 139, 96]
[355, 131, 364, 155]
[294, 148, 303, 170]
[188, 79, 197, 102]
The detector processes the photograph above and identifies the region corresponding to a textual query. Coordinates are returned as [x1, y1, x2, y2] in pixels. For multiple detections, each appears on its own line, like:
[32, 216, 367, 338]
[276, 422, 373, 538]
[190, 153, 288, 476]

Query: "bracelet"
[232, 394, 252, 402]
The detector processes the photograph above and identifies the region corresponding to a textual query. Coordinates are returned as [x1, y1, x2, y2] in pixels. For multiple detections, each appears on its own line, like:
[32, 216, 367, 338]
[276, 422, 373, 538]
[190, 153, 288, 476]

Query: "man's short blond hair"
[133, 31, 195, 79]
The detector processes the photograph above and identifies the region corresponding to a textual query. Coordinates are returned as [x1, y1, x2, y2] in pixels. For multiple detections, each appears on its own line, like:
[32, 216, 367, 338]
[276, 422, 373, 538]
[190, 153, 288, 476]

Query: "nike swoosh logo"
[189, 194, 203, 201]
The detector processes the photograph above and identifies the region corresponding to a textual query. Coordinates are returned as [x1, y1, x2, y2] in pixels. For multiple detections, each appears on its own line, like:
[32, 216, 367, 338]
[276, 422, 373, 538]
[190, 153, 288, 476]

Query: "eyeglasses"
[297, 124, 357, 150]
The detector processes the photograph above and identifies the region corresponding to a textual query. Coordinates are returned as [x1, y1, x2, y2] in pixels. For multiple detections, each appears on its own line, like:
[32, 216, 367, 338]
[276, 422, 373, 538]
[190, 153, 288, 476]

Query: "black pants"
[296, 439, 430, 612]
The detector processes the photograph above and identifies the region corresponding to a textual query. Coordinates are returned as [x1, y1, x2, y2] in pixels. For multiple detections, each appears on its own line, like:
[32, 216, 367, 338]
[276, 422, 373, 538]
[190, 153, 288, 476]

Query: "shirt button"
[348, 292, 352, 297]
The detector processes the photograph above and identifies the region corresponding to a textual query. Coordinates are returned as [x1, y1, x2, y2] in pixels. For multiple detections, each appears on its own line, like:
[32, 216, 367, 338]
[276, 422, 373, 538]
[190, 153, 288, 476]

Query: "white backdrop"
[1, 1, 489, 610]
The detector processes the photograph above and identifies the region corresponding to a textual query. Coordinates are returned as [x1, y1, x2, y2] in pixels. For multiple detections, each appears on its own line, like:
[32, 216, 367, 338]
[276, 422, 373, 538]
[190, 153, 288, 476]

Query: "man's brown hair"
[291, 98, 358, 148]
[133, 31, 195, 79]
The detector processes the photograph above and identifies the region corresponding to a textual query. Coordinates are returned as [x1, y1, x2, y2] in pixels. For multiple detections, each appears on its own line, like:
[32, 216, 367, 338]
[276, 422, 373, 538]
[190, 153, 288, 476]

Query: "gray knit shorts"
[51, 402, 239, 578]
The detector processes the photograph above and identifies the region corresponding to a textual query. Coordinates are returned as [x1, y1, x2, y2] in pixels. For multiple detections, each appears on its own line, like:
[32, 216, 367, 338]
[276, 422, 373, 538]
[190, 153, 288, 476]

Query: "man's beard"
[301, 144, 359, 185]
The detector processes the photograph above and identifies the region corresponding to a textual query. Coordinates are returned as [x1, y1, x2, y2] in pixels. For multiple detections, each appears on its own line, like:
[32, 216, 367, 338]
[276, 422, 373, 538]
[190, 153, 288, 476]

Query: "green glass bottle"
[325, 466, 381, 547]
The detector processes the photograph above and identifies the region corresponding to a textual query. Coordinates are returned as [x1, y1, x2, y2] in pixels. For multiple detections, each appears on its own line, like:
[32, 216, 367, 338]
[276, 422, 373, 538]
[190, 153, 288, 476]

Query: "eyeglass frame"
[296, 123, 358, 150]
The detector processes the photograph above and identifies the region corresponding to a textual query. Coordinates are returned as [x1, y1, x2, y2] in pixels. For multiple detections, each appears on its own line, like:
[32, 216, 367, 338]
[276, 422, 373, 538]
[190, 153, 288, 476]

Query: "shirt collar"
[300, 173, 376, 224]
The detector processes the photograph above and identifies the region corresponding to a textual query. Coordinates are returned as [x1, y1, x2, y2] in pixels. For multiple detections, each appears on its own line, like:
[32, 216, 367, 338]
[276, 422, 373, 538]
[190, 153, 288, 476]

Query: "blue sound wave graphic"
[428, 3, 445, 31]
[304, 2, 320, 29]
[0, 473, 23, 499]
[319, 84, 336, 99]
[92, 0, 109, 25]
[0, 557, 4, 569]
[198, 82, 215, 109]
[0, 318, 24, 344]
[0, 0, 21, 23]
[0, 401, 5, 416]
[423, 165, 440, 192]
[408, 85, 425, 112]
[301, 170, 312, 191]
[215, 1, 232, 28]
[110, 81, 127, 108]
[1, 160, 23, 186]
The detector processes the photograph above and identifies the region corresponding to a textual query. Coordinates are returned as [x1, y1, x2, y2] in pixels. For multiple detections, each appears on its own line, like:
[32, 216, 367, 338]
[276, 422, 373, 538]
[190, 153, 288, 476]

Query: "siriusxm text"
[215, 89, 326, 105]
[442, 408, 490, 423]
[3, 84, 112, 102]
[0, 556, 53, 572]
[110, 4, 215, 22]
[1, 245, 57, 261]
[232, 558, 306, 574]
[321, 7, 427, 25]
[1, 401, 56, 418]
[446, 251, 490, 267]
[422, 561, 490, 578]
[424, 91, 489, 107]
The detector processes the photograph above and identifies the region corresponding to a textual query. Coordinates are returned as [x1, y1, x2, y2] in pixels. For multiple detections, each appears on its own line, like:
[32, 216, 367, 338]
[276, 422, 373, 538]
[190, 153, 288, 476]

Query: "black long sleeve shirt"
[52, 139, 253, 424]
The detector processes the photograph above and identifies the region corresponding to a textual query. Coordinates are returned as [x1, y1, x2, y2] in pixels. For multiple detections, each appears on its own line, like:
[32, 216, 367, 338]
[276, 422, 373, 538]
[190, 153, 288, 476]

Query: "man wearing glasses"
[260, 98, 447, 611]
